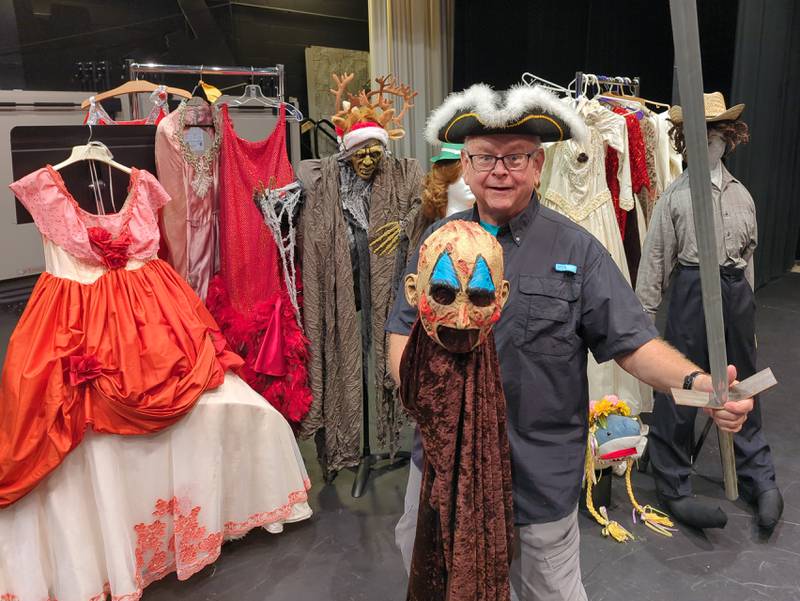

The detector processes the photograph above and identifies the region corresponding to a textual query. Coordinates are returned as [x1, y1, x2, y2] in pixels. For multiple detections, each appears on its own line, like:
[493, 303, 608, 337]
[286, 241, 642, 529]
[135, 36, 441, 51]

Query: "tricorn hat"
[668, 91, 745, 124]
[425, 84, 588, 145]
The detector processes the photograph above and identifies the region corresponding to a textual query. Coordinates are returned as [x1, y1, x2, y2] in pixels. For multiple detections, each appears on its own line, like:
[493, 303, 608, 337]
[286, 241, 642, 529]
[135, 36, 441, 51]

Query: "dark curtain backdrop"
[453, 0, 799, 284]
[453, 0, 737, 104]
[0, 1, 368, 122]
[727, 0, 800, 287]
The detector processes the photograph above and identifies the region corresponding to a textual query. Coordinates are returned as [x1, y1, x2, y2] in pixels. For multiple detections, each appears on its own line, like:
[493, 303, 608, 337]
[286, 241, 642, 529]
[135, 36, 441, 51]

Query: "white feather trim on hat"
[503, 85, 588, 144]
[424, 83, 588, 146]
[425, 84, 495, 146]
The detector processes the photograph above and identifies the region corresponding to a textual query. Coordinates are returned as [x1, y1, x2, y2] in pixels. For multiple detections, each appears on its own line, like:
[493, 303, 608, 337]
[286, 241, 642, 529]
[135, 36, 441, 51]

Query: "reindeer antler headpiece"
[330, 73, 418, 151]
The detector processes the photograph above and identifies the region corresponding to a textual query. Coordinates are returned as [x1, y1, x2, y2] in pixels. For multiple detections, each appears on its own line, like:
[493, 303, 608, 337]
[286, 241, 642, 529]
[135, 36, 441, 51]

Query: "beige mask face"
[404, 220, 510, 353]
[350, 142, 384, 180]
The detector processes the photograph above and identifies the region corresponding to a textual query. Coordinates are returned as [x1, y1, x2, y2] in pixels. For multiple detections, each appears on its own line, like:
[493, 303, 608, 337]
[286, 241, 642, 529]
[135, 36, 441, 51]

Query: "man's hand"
[693, 365, 753, 433]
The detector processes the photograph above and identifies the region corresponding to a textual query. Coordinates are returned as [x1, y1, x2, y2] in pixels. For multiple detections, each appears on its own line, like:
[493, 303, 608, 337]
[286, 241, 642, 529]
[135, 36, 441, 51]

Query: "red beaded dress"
[206, 104, 312, 425]
[611, 106, 651, 286]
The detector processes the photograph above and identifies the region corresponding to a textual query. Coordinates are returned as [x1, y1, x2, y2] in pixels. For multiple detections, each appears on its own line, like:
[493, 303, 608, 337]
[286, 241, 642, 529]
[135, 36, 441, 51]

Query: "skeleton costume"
[297, 75, 424, 476]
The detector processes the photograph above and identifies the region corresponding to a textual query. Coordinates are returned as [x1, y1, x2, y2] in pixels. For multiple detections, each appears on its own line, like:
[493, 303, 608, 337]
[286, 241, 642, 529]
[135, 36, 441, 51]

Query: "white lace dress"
[540, 98, 652, 413]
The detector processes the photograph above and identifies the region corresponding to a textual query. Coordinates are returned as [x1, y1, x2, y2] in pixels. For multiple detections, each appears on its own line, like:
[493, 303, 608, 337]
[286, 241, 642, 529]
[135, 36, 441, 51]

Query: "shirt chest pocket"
[514, 275, 580, 356]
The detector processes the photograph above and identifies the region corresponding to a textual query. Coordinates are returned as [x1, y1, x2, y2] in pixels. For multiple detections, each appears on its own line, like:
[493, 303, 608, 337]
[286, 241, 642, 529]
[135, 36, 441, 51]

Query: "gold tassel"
[625, 461, 674, 537]
[584, 431, 634, 543]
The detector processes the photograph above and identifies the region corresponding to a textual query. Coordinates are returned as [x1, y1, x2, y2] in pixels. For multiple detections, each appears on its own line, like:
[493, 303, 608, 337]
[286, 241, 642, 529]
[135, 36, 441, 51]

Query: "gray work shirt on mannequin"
[386, 194, 658, 524]
[636, 132, 758, 315]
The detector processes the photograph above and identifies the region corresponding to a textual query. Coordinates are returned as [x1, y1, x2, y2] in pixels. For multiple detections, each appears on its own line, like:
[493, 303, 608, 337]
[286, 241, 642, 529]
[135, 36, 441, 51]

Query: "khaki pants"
[395, 462, 588, 601]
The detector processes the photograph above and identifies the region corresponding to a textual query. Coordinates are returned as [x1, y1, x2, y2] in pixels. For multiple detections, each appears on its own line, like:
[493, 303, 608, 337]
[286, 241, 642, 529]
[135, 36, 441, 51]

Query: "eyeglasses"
[466, 152, 537, 172]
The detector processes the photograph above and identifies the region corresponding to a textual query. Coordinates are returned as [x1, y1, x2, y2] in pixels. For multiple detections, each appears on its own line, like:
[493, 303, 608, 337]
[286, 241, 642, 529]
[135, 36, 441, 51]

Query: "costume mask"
[350, 142, 384, 180]
[405, 220, 509, 353]
[707, 131, 726, 189]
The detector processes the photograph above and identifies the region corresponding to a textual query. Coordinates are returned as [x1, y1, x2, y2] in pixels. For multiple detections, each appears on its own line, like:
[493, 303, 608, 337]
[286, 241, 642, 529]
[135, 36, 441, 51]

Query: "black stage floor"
[4, 273, 798, 601]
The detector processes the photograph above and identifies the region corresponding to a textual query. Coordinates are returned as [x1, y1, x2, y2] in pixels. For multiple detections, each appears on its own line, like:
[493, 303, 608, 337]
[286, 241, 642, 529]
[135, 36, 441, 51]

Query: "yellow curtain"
[368, 0, 455, 163]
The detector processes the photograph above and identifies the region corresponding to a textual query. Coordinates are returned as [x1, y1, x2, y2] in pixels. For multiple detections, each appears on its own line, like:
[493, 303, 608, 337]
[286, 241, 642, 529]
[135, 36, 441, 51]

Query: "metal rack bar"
[126, 60, 286, 118]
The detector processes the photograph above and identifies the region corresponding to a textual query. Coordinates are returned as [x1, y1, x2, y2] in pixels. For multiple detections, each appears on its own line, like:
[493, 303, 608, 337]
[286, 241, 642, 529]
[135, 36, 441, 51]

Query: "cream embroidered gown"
[540, 98, 652, 413]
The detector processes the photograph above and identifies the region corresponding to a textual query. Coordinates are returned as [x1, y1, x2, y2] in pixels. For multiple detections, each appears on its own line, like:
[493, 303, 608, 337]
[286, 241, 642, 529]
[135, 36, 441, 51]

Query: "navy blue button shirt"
[386, 195, 658, 525]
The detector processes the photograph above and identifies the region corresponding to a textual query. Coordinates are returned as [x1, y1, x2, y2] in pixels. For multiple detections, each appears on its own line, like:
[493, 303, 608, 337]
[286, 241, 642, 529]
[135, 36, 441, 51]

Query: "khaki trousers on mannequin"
[395, 462, 588, 601]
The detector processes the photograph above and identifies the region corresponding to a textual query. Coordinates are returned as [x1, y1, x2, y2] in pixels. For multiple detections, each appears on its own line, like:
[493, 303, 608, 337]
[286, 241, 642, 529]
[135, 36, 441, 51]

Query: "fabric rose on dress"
[87, 226, 132, 269]
[68, 353, 103, 386]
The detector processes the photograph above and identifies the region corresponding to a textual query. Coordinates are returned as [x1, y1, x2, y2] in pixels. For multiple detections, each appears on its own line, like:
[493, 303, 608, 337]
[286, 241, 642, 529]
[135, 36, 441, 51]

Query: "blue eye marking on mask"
[467, 255, 495, 292]
[431, 251, 460, 289]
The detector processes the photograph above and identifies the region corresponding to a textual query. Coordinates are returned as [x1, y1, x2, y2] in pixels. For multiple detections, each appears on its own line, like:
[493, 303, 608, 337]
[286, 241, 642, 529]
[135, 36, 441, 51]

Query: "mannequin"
[420, 142, 476, 226]
[636, 92, 782, 532]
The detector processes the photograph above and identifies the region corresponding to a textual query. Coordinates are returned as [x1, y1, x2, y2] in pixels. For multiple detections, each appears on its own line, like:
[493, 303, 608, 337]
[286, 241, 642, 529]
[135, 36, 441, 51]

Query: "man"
[386, 84, 755, 601]
[636, 92, 782, 532]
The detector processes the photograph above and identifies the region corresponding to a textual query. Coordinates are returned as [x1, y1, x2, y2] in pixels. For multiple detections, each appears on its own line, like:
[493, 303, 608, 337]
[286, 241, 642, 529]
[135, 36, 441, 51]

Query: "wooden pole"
[668, 0, 738, 500]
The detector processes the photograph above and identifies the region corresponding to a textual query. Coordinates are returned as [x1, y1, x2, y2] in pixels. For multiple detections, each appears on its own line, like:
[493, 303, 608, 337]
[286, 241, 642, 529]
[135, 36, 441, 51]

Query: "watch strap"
[683, 370, 705, 390]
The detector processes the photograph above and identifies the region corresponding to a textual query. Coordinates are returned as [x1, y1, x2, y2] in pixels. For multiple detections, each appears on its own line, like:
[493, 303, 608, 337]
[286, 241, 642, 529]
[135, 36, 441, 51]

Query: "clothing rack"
[126, 60, 301, 169]
[126, 60, 286, 118]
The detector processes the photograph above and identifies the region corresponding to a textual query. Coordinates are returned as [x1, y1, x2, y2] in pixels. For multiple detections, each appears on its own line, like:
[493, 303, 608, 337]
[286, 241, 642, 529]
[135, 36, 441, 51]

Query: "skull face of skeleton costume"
[405, 220, 510, 353]
[350, 142, 385, 180]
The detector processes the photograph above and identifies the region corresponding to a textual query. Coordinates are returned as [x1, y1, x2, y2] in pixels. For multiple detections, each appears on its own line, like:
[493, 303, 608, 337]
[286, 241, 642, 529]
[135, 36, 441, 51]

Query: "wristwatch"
[683, 370, 705, 390]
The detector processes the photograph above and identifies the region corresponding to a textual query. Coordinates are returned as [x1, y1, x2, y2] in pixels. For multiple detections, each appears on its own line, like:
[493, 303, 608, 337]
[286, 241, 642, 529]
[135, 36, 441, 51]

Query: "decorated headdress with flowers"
[330, 72, 418, 151]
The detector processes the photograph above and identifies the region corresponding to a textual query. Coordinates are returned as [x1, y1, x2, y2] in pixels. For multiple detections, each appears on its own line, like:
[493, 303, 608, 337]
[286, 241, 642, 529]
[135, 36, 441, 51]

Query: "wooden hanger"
[605, 91, 670, 109]
[81, 80, 191, 109]
[53, 140, 132, 174]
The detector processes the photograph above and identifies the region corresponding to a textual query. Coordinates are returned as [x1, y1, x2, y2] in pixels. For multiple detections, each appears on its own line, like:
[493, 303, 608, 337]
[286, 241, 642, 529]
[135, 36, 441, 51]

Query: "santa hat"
[337, 120, 390, 152]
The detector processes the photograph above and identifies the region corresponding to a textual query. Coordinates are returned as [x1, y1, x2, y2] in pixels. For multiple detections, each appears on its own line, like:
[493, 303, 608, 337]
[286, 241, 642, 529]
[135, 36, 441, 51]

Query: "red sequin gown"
[611, 106, 651, 286]
[206, 104, 312, 425]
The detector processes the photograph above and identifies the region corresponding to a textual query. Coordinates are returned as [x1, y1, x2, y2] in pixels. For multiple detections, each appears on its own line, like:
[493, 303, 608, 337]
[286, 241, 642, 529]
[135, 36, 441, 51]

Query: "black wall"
[727, 0, 800, 286]
[0, 0, 368, 118]
[454, 0, 738, 106]
[229, 1, 368, 121]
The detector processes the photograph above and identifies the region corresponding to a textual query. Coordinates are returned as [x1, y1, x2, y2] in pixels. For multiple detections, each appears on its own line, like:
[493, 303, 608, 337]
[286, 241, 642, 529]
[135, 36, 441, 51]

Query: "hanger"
[521, 72, 571, 95]
[81, 79, 190, 109]
[228, 82, 304, 121]
[53, 135, 132, 174]
[605, 91, 670, 109]
[186, 87, 210, 107]
[567, 74, 600, 99]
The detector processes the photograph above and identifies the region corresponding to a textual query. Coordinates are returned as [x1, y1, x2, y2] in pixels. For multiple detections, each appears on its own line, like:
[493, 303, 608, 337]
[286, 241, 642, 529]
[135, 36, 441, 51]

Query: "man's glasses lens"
[470, 153, 531, 172]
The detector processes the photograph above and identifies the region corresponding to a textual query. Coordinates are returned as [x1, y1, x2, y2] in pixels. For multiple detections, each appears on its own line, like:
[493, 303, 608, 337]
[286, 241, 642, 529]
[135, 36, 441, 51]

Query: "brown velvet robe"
[401, 321, 514, 601]
[297, 154, 424, 476]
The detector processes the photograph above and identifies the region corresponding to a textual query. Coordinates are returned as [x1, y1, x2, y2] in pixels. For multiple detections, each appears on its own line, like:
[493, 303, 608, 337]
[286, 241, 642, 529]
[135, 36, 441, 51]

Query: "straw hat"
[668, 92, 745, 124]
